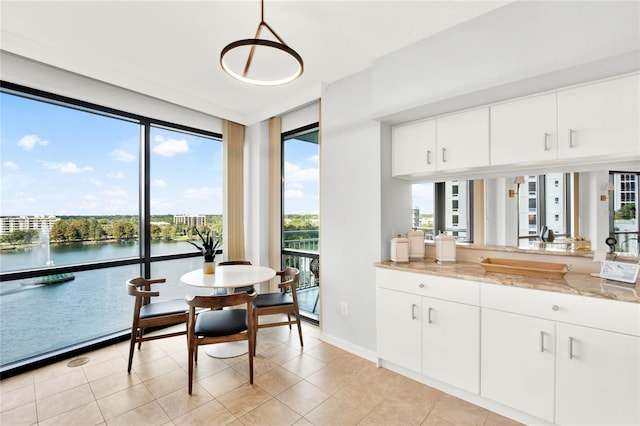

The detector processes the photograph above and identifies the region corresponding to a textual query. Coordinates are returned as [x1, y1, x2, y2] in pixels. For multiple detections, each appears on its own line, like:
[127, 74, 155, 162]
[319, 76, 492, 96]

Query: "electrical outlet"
[341, 302, 349, 316]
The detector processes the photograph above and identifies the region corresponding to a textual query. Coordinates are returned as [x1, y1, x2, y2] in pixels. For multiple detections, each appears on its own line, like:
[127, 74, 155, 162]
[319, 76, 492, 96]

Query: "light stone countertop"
[375, 259, 640, 304]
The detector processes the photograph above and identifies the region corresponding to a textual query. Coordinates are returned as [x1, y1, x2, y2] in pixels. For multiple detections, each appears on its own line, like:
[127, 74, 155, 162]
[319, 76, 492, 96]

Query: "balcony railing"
[283, 231, 319, 320]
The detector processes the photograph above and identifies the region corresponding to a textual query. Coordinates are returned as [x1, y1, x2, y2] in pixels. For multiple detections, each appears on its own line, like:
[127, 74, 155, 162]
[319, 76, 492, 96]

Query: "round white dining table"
[180, 264, 276, 358]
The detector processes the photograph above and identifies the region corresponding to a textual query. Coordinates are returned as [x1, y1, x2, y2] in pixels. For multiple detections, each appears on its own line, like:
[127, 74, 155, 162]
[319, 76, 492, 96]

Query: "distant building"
[173, 214, 206, 227]
[0, 216, 59, 236]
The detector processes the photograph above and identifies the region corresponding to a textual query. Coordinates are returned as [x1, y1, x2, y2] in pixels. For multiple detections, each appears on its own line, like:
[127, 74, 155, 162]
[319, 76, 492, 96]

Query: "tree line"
[1, 214, 319, 245]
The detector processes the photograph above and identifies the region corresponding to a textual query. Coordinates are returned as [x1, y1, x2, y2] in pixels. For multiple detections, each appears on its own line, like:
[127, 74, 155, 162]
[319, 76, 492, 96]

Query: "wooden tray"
[480, 258, 570, 279]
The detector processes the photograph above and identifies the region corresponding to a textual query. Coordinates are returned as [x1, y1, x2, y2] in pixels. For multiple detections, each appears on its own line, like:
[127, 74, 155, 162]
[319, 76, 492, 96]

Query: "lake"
[0, 241, 211, 367]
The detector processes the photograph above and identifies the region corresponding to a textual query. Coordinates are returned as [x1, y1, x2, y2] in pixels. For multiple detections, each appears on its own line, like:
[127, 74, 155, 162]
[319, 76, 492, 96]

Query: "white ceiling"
[0, 1, 511, 125]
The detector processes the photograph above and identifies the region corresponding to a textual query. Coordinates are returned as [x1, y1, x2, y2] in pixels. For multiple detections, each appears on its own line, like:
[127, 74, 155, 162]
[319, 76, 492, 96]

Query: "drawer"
[376, 268, 479, 305]
[481, 283, 640, 336]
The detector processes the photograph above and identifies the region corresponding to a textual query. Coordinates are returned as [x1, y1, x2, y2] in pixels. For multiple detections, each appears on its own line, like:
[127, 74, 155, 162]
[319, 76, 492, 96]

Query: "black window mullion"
[141, 122, 151, 278]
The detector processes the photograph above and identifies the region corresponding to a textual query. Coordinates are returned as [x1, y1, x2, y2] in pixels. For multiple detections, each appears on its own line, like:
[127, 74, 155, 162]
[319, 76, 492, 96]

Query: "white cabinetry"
[436, 107, 490, 171]
[490, 93, 558, 166]
[481, 282, 640, 426]
[391, 107, 489, 177]
[376, 268, 480, 393]
[557, 74, 640, 160]
[421, 297, 479, 393]
[481, 308, 556, 422]
[556, 323, 640, 426]
[377, 287, 422, 373]
[392, 119, 436, 176]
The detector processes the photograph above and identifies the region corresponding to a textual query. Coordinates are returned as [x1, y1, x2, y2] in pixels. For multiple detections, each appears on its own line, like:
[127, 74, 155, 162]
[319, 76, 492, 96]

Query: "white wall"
[320, 70, 412, 356]
[319, 70, 381, 355]
[244, 121, 271, 270]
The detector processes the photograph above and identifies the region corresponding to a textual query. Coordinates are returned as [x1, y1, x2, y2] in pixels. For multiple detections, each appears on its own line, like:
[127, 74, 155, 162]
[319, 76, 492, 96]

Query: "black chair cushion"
[139, 299, 188, 319]
[194, 309, 248, 337]
[253, 292, 293, 309]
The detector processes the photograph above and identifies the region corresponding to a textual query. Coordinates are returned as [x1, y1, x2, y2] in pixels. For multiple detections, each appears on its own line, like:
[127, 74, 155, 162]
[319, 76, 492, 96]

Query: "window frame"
[0, 81, 222, 374]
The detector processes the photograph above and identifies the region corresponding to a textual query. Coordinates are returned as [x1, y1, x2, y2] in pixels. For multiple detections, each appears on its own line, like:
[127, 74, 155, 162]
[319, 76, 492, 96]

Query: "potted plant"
[187, 228, 221, 274]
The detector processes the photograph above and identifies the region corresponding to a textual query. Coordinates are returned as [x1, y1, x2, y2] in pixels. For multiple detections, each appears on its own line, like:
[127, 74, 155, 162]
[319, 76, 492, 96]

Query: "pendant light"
[220, 0, 303, 86]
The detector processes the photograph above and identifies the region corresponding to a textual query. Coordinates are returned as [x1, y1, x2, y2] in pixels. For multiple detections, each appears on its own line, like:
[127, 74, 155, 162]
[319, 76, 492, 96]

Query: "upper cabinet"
[392, 73, 639, 179]
[557, 74, 639, 160]
[392, 119, 436, 176]
[392, 108, 489, 177]
[436, 108, 490, 171]
[490, 93, 558, 166]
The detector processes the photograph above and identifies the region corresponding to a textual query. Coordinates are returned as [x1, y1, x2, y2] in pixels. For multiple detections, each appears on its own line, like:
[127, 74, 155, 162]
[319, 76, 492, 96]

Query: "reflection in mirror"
[412, 180, 473, 243]
[609, 171, 639, 256]
[516, 173, 577, 250]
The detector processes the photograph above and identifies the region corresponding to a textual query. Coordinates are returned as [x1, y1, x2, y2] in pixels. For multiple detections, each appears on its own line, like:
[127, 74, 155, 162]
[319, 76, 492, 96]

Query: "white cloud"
[308, 154, 319, 164]
[284, 161, 318, 183]
[182, 186, 218, 200]
[89, 178, 103, 186]
[285, 189, 304, 199]
[18, 134, 48, 150]
[152, 135, 189, 157]
[3, 161, 18, 170]
[111, 149, 135, 162]
[107, 171, 125, 179]
[103, 186, 129, 198]
[43, 161, 93, 174]
[152, 179, 167, 187]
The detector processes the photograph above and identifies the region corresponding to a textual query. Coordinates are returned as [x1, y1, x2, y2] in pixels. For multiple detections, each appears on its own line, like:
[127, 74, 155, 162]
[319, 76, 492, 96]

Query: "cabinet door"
[481, 308, 555, 422]
[558, 74, 640, 159]
[556, 323, 640, 426]
[392, 119, 436, 176]
[491, 93, 557, 166]
[377, 288, 422, 373]
[422, 298, 479, 394]
[436, 108, 490, 171]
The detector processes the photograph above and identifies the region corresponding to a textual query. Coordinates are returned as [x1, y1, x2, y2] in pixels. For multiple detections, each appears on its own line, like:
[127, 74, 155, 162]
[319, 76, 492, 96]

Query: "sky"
[0, 92, 319, 217]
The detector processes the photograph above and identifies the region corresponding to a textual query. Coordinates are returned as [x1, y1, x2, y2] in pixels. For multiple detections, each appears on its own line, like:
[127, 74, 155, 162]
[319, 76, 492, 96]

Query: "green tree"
[615, 203, 636, 220]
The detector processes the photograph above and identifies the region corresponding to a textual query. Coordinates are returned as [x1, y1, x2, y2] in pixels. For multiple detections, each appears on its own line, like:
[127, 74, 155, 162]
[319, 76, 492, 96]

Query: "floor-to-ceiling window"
[0, 83, 221, 373]
[281, 125, 319, 321]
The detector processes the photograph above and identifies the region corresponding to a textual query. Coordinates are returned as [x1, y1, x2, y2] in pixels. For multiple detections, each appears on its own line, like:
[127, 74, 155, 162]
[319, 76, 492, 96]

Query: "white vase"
[202, 261, 215, 274]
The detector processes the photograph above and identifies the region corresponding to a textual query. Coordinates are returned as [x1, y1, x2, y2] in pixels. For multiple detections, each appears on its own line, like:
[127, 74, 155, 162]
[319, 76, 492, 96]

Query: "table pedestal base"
[204, 341, 248, 358]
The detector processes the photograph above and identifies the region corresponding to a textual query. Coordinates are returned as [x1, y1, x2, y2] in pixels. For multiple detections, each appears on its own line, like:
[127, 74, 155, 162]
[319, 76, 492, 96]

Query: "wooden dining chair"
[216, 260, 255, 294]
[185, 291, 257, 394]
[126, 277, 189, 373]
[252, 267, 303, 355]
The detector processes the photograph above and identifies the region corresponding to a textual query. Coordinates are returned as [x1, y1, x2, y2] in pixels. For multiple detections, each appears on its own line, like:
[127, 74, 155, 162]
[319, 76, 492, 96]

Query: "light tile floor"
[1, 318, 521, 425]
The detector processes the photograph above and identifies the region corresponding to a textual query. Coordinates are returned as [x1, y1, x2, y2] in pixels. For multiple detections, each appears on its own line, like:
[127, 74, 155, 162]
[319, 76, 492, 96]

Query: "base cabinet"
[376, 269, 480, 394]
[556, 323, 639, 426]
[481, 283, 640, 426]
[377, 288, 422, 373]
[422, 298, 479, 394]
[481, 308, 555, 422]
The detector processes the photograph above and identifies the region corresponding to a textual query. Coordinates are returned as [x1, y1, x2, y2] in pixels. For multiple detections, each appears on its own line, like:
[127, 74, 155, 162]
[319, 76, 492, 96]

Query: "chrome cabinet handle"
[568, 337, 575, 359]
[411, 304, 418, 320]
[568, 129, 575, 148]
[544, 133, 550, 151]
[419, 283, 425, 289]
[426, 150, 431, 165]
[427, 307, 433, 324]
[552, 305, 559, 311]
[442, 147, 447, 163]
[540, 331, 544, 352]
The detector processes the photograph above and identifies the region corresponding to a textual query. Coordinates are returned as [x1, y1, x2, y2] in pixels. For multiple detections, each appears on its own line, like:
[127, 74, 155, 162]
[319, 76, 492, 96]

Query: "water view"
[0, 241, 208, 366]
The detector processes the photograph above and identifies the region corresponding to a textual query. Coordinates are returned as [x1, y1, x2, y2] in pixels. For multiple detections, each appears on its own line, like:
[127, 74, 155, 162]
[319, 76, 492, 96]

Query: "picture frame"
[599, 261, 640, 284]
